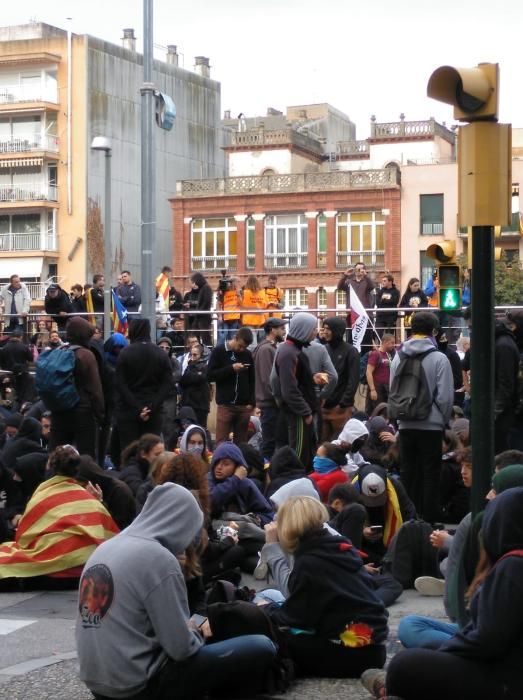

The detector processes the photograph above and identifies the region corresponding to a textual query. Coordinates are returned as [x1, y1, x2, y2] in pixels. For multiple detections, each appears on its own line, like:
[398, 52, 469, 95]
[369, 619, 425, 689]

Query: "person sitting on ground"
[359, 417, 396, 467]
[362, 487, 523, 700]
[0, 416, 46, 472]
[309, 442, 349, 502]
[76, 483, 276, 700]
[265, 446, 307, 499]
[439, 431, 469, 524]
[77, 455, 136, 530]
[333, 417, 370, 475]
[238, 442, 266, 493]
[0, 445, 118, 586]
[261, 495, 388, 678]
[327, 482, 367, 549]
[117, 434, 164, 498]
[0, 455, 24, 544]
[12, 452, 48, 506]
[177, 424, 211, 464]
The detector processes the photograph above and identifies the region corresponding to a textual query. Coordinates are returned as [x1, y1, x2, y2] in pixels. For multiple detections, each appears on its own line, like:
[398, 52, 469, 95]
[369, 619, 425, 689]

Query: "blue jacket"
[208, 472, 274, 524]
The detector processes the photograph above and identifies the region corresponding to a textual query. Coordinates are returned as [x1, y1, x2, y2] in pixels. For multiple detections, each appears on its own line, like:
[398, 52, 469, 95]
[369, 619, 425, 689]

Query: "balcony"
[0, 183, 58, 203]
[421, 222, 444, 235]
[227, 128, 324, 157]
[177, 168, 400, 198]
[370, 118, 456, 145]
[0, 229, 57, 252]
[0, 134, 59, 154]
[191, 255, 237, 271]
[336, 251, 385, 268]
[0, 85, 58, 105]
[264, 253, 308, 269]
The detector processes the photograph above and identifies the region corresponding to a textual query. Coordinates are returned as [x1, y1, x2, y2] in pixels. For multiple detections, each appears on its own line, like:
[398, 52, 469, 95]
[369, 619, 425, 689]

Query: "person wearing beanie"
[271, 313, 318, 468]
[309, 442, 349, 502]
[114, 318, 176, 450]
[47, 317, 104, 459]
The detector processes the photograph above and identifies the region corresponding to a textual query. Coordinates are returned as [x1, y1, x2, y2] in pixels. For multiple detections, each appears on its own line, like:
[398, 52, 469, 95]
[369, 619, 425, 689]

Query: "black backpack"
[388, 348, 436, 421]
[381, 519, 440, 588]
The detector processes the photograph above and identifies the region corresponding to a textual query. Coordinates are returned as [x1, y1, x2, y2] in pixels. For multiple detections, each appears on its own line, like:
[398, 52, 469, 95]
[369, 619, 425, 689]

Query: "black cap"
[47, 283, 59, 291]
[263, 318, 287, 333]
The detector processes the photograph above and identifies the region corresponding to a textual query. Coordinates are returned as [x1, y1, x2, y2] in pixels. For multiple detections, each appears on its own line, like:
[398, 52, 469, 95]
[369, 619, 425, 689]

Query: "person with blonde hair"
[262, 495, 388, 678]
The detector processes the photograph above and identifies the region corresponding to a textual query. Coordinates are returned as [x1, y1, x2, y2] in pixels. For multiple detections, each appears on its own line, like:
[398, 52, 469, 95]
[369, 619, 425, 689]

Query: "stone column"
[252, 213, 265, 274]
[234, 214, 247, 275]
[183, 217, 193, 277]
[305, 211, 318, 270]
[324, 210, 338, 271]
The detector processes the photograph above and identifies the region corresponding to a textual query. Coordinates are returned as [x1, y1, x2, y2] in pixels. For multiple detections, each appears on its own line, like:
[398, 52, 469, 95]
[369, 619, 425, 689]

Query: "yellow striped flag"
[156, 272, 170, 307]
[85, 288, 96, 326]
[0, 475, 119, 579]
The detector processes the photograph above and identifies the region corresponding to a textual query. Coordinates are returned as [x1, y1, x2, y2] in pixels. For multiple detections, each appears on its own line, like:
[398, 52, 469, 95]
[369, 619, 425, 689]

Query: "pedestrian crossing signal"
[439, 287, 461, 311]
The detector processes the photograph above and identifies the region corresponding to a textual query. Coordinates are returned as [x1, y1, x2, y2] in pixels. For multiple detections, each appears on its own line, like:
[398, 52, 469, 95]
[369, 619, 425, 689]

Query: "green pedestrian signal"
[439, 287, 461, 311]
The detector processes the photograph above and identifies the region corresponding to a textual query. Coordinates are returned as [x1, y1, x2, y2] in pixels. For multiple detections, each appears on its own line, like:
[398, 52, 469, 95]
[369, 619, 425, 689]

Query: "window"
[246, 216, 255, 269]
[501, 184, 520, 234]
[336, 289, 346, 307]
[336, 211, 385, 267]
[0, 212, 44, 251]
[264, 213, 308, 268]
[420, 251, 435, 290]
[191, 217, 237, 270]
[317, 214, 327, 267]
[285, 288, 309, 308]
[420, 194, 444, 234]
[317, 287, 327, 308]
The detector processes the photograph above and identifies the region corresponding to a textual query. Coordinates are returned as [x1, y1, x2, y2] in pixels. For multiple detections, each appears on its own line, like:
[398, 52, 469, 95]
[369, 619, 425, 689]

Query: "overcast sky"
[2, 0, 522, 136]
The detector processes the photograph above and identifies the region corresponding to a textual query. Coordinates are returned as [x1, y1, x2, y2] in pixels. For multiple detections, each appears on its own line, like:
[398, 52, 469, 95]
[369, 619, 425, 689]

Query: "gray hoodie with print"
[389, 336, 454, 431]
[76, 483, 204, 699]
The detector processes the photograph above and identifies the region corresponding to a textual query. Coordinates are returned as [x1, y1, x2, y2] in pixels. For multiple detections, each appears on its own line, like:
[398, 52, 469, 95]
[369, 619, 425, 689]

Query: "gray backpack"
[388, 348, 436, 421]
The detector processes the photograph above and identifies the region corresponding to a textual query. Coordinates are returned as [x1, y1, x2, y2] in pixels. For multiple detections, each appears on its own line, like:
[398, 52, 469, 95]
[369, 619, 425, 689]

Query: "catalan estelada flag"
[112, 288, 129, 336]
[0, 475, 119, 579]
[156, 272, 170, 308]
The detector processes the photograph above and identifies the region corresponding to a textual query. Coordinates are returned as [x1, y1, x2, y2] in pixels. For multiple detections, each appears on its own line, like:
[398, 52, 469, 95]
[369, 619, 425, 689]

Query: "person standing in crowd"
[162, 316, 187, 355]
[114, 318, 175, 449]
[85, 274, 105, 326]
[188, 272, 213, 346]
[216, 274, 242, 344]
[337, 263, 375, 349]
[1, 274, 31, 335]
[116, 270, 142, 314]
[399, 278, 429, 335]
[207, 326, 255, 445]
[179, 343, 211, 429]
[44, 283, 73, 333]
[155, 265, 172, 311]
[264, 274, 285, 318]
[389, 311, 454, 523]
[365, 333, 395, 415]
[321, 317, 360, 441]
[241, 275, 268, 342]
[70, 284, 86, 314]
[0, 330, 33, 372]
[272, 312, 318, 469]
[375, 274, 399, 337]
[253, 318, 287, 460]
[48, 317, 105, 459]
[435, 328, 465, 407]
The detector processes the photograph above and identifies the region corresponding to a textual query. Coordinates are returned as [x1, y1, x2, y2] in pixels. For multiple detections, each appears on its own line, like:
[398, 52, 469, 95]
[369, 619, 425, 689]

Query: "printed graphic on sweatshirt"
[78, 563, 114, 628]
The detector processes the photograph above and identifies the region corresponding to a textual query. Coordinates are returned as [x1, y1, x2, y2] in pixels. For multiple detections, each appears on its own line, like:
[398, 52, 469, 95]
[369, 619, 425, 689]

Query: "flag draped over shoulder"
[349, 287, 369, 352]
[112, 289, 128, 336]
[85, 288, 96, 326]
[156, 272, 170, 307]
[0, 475, 119, 579]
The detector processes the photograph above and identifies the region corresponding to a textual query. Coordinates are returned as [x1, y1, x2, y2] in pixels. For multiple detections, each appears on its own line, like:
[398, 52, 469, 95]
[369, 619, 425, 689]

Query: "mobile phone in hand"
[369, 525, 383, 534]
[190, 614, 208, 629]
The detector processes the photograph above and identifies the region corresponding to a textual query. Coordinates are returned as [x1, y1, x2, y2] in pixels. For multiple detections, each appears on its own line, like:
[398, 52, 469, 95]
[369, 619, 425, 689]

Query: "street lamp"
[90, 136, 112, 341]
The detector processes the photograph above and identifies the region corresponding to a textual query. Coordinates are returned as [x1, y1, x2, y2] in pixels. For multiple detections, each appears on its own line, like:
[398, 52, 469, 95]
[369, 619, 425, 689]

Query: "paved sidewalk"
[0, 584, 447, 700]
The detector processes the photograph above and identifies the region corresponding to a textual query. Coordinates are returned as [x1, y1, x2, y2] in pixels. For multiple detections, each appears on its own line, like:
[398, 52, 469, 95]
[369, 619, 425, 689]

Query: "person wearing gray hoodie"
[389, 311, 454, 524]
[76, 483, 275, 700]
[271, 312, 319, 469]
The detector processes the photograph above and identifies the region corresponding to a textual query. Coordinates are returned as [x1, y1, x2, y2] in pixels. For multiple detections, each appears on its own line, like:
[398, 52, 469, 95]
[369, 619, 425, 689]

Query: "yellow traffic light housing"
[426, 241, 456, 263]
[427, 63, 499, 122]
[438, 264, 462, 311]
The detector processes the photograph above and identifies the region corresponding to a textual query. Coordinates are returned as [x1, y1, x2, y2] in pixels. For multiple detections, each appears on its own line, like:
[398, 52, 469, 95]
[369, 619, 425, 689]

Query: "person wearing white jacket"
[0, 275, 31, 334]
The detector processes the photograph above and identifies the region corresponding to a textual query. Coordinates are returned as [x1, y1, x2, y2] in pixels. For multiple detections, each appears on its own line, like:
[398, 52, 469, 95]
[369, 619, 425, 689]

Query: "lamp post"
[90, 136, 112, 340]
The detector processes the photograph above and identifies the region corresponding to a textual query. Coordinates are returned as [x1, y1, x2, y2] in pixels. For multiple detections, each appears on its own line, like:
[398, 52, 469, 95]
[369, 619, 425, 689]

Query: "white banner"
[349, 287, 369, 351]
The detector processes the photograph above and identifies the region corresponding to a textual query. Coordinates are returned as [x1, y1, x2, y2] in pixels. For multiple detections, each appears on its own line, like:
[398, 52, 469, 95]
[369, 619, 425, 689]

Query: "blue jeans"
[253, 588, 286, 605]
[93, 634, 276, 700]
[398, 614, 458, 649]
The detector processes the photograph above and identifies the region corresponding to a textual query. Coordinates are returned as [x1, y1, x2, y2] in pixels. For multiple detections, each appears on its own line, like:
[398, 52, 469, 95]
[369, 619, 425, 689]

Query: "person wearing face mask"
[178, 425, 210, 464]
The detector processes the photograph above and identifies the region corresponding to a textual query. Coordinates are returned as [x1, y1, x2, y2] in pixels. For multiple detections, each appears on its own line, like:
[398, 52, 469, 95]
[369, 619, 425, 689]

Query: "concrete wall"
[228, 148, 319, 176]
[86, 37, 226, 284]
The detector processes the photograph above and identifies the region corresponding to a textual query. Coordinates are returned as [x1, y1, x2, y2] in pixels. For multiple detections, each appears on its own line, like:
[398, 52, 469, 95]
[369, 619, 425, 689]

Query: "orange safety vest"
[241, 288, 267, 327]
[222, 289, 241, 321]
[265, 286, 284, 319]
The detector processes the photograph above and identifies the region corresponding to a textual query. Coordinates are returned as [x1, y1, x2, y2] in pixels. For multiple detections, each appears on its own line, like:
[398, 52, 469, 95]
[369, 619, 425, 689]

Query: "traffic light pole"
[470, 225, 495, 515]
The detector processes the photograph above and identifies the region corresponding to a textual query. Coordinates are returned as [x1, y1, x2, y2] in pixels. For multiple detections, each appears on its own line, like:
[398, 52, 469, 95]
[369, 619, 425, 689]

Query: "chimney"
[224, 110, 231, 120]
[122, 28, 136, 52]
[194, 56, 210, 78]
[166, 45, 178, 66]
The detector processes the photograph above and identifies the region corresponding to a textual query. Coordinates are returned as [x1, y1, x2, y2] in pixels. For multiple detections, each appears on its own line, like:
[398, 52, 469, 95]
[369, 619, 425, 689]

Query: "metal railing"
[0, 85, 59, 105]
[336, 251, 385, 268]
[264, 253, 308, 269]
[0, 183, 58, 202]
[0, 229, 57, 252]
[191, 255, 237, 271]
[0, 134, 59, 153]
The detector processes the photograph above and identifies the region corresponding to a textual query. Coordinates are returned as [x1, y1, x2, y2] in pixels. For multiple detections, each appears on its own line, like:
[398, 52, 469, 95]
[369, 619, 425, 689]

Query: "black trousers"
[387, 648, 519, 700]
[116, 411, 163, 451]
[285, 634, 386, 678]
[399, 429, 443, 523]
[50, 407, 99, 460]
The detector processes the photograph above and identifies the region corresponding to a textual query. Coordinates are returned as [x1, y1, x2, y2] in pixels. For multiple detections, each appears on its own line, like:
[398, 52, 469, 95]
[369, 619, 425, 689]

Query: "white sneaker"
[414, 576, 445, 596]
[253, 552, 269, 580]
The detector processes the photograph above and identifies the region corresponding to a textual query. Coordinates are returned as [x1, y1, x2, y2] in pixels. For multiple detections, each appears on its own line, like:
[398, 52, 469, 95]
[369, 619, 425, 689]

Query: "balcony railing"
[0, 134, 59, 154]
[370, 118, 455, 145]
[0, 85, 59, 105]
[421, 222, 444, 235]
[0, 183, 58, 202]
[229, 128, 323, 155]
[336, 251, 385, 268]
[191, 255, 237, 271]
[177, 168, 400, 198]
[264, 253, 308, 269]
[0, 230, 57, 252]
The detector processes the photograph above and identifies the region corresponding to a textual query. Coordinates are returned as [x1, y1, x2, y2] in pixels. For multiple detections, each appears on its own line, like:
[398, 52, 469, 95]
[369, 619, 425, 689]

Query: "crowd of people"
[0, 262, 521, 699]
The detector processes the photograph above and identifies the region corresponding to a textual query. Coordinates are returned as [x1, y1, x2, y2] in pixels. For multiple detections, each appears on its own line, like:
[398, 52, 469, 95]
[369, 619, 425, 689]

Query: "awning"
[0, 257, 43, 279]
[0, 158, 43, 168]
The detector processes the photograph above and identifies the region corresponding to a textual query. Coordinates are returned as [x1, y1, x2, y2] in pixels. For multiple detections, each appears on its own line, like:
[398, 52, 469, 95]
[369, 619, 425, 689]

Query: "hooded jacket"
[179, 425, 208, 456]
[253, 336, 279, 408]
[76, 484, 204, 698]
[0, 418, 46, 472]
[190, 273, 213, 311]
[334, 418, 370, 474]
[0, 337, 33, 372]
[266, 446, 306, 499]
[78, 456, 136, 530]
[439, 488, 523, 691]
[44, 287, 73, 329]
[13, 452, 47, 502]
[65, 317, 105, 419]
[322, 317, 360, 409]
[180, 357, 210, 413]
[389, 336, 454, 431]
[115, 319, 175, 415]
[494, 322, 519, 417]
[265, 529, 388, 645]
[272, 313, 318, 416]
[208, 442, 274, 523]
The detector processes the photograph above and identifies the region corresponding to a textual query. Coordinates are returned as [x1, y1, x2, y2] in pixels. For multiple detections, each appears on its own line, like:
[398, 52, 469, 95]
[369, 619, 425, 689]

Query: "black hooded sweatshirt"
[494, 322, 519, 417]
[115, 319, 175, 416]
[265, 529, 388, 644]
[266, 446, 306, 498]
[44, 287, 73, 329]
[322, 317, 360, 409]
[438, 487, 523, 692]
[0, 417, 46, 472]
